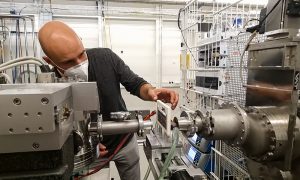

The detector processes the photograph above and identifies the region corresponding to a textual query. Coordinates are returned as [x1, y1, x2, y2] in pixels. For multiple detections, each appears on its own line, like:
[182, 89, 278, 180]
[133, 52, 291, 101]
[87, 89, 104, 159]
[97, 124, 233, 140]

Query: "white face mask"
[64, 60, 89, 81]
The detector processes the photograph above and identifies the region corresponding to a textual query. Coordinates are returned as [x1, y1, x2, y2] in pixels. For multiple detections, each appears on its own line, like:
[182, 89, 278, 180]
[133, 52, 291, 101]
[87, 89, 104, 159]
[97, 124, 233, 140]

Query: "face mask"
[64, 60, 89, 81]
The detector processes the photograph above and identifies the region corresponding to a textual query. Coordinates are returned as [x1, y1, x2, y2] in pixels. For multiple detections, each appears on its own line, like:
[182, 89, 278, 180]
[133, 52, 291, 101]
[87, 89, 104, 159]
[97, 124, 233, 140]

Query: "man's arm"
[108, 49, 179, 109]
[108, 49, 148, 97]
[139, 83, 179, 110]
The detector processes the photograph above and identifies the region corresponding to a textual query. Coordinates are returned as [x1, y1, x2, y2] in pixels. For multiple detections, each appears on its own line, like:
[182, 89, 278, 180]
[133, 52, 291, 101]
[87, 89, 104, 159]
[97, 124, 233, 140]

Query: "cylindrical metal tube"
[88, 122, 98, 136]
[89, 119, 153, 136]
[101, 120, 140, 135]
[208, 108, 242, 140]
[144, 120, 153, 129]
[243, 106, 300, 161]
[176, 117, 193, 131]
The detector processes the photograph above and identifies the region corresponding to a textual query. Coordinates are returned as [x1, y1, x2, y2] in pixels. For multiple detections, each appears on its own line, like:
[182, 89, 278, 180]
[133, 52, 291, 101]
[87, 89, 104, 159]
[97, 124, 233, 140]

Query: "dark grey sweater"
[87, 48, 148, 154]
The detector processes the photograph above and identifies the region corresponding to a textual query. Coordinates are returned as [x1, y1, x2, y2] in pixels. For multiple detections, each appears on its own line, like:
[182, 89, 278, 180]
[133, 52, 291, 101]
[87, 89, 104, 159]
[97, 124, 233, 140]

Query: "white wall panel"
[162, 20, 181, 84]
[53, 17, 99, 48]
[105, 19, 156, 85]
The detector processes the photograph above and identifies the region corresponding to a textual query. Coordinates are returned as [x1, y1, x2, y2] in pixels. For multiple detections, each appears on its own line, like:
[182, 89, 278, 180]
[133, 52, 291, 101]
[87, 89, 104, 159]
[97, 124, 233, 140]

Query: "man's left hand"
[147, 88, 179, 110]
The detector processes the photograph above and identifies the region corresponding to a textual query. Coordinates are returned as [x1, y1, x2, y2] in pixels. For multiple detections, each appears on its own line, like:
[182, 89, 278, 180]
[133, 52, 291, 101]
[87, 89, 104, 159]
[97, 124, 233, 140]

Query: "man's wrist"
[140, 83, 155, 100]
[145, 84, 155, 100]
[146, 85, 155, 94]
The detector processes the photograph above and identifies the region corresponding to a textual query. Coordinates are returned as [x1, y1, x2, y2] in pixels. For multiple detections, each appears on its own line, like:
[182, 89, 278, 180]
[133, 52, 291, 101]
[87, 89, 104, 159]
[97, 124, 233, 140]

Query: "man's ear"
[43, 56, 53, 66]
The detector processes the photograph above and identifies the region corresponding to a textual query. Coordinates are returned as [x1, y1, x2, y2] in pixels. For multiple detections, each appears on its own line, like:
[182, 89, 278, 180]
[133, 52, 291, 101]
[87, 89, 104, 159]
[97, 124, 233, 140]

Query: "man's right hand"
[99, 143, 108, 158]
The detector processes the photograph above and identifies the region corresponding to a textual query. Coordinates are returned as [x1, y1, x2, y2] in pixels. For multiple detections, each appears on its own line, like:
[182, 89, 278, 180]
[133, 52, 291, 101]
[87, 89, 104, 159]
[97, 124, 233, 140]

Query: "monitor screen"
[188, 147, 196, 160]
[192, 134, 198, 142]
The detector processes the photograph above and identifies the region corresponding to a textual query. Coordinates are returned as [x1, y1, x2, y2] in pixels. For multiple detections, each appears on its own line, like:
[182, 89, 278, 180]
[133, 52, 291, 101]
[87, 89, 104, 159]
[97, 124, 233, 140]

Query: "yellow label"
[186, 54, 191, 69]
[180, 54, 182, 69]
[180, 54, 186, 70]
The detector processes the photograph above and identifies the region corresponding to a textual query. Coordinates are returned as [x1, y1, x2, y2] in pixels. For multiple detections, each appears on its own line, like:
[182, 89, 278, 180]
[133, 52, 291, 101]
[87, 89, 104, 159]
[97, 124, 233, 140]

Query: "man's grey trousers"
[112, 134, 140, 180]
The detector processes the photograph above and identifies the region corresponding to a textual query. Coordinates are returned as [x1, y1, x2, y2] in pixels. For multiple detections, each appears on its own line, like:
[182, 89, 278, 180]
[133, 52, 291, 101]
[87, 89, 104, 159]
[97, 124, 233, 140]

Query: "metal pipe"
[0, 15, 29, 19]
[23, 18, 30, 83]
[203, 108, 242, 140]
[29, 16, 37, 75]
[0, 23, 12, 62]
[144, 121, 153, 128]
[105, 0, 186, 5]
[89, 119, 153, 136]
[0, 21, 4, 64]
[175, 117, 193, 131]
[101, 120, 140, 135]
[0, 15, 37, 76]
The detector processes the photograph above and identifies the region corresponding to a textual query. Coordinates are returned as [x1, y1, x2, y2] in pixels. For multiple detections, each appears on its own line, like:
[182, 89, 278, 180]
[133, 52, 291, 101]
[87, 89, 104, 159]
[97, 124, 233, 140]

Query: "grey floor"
[82, 144, 155, 180]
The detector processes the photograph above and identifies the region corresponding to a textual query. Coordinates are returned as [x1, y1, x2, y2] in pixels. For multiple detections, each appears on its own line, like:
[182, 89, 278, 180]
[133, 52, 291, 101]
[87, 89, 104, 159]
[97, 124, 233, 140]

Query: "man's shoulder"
[86, 47, 112, 57]
[86, 48, 113, 65]
[86, 48, 116, 70]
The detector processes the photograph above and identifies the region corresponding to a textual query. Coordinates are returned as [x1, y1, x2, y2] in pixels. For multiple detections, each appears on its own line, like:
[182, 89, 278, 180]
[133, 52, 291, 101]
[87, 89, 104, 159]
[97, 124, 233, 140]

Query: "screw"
[8, 113, 13, 118]
[32, 142, 40, 149]
[13, 98, 21, 105]
[9, 128, 13, 133]
[41, 97, 49, 105]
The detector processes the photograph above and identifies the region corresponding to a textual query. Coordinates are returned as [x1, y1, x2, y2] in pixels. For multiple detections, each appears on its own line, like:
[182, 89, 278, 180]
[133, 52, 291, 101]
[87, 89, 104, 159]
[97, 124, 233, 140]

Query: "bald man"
[38, 21, 179, 180]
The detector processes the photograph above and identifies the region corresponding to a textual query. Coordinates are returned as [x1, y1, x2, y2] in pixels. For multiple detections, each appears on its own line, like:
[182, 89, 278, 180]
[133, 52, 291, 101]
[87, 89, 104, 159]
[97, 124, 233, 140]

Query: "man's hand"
[148, 88, 179, 110]
[140, 84, 179, 109]
[98, 143, 108, 158]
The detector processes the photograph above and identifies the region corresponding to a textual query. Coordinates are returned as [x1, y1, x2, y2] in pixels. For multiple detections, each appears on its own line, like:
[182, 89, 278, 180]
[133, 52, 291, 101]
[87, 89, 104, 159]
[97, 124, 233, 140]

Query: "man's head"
[38, 21, 87, 73]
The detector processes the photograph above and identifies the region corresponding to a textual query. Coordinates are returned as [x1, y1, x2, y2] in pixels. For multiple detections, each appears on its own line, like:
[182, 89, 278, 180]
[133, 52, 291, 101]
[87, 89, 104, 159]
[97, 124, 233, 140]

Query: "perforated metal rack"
[210, 144, 250, 179]
[223, 33, 266, 107]
[180, 1, 267, 179]
[214, 33, 266, 179]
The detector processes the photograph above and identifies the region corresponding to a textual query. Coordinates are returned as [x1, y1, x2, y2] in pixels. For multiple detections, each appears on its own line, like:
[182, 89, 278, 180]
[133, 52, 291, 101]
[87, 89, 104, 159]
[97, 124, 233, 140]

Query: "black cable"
[246, 0, 282, 33]
[49, 0, 53, 14]
[177, 8, 183, 30]
[178, 8, 199, 67]
[259, 0, 282, 27]
[18, 6, 28, 15]
[101, 0, 105, 17]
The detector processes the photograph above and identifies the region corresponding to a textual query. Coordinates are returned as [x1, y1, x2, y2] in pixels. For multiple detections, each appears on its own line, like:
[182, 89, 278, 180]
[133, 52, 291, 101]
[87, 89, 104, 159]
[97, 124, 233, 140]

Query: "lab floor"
[82, 144, 155, 180]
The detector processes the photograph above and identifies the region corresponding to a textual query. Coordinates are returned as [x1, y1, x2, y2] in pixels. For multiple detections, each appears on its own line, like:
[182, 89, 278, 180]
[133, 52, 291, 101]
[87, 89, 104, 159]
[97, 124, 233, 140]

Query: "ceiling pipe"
[104, 0, 186, 5]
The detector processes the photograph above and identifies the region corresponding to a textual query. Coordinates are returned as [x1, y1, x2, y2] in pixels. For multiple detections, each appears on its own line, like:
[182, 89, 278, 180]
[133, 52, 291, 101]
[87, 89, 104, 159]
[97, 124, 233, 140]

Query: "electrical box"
[195, 69, 226, 95]
[197, 41, 228, 68]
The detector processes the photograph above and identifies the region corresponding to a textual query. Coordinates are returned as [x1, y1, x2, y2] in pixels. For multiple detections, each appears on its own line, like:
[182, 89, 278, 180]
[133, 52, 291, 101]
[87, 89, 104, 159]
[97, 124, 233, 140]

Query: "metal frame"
[180, 1, 267, 179]
[0, 14, 38, 83]
[0, 1, 181, 88]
